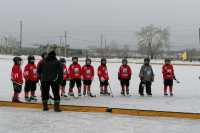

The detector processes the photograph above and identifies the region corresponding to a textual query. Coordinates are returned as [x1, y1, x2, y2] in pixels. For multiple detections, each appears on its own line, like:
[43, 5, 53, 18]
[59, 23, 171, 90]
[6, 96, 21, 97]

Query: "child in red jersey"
[118, 58, 132, 96]
[162, 58, 177, 96]
[23, 55, 38, 102]
[59, 58, 68, 97]
[98, 58, 110, 96]
[82, 58, 95, 97]
[68, 57, 82, 96]
[11, 56, 23, 102]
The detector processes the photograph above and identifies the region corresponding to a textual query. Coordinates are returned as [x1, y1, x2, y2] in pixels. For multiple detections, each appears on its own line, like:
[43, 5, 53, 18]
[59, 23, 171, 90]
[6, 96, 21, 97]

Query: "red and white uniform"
[82, 65, 94, 80]
[68, 63, 82, 79]
[11, 64, 23, 84]
[63, 64, 68, 80]
[23, 64, 38, 81]
[118, 65, 132, 79]
[162, 64, 174, 80]
[98, 65, 109, 81]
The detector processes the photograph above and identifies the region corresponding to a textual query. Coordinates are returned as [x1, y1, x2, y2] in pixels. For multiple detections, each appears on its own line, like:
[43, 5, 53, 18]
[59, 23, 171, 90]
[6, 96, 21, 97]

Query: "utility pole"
[64, 31, 67, 57]
[199, 28, 200, 45]
[5, 37, 8, 54]
[59, 36, 63, 56]
[0, 37, 2, 46]
[59, 36, 62, 46]
[104, 39, 107, 57]
[104, 39, 107, 48]
[100, 34, 103, 57]
[19, 20, 23, 49]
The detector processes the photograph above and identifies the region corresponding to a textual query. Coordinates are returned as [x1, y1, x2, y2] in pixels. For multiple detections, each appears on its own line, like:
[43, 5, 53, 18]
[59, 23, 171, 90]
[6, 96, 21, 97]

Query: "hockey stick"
[108, 83, 114, 97]
[175, 79, 180, 84]
[173, 76, 180, 84]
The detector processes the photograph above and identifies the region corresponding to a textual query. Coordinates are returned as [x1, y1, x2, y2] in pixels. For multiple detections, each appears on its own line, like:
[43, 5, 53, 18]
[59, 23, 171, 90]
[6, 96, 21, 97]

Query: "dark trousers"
[41, 81, 60, 101]
[100, 80, 109, 87]
[120, 79, 130, 87]
[24, 80, 37, 92]
[139, 81, 152, 95]
[13, 82, 22, 93]
[164, 79, 173, 86]
[69, 79, 82, 89]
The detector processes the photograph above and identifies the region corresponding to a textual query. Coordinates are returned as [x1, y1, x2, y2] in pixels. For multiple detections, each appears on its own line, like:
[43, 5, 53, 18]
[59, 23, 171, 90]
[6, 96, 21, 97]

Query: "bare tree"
[136, 25, 170, 59]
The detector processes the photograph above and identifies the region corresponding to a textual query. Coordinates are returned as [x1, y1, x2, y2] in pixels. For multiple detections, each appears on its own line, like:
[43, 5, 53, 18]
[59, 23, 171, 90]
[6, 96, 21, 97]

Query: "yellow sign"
[181, 51, 188, 61]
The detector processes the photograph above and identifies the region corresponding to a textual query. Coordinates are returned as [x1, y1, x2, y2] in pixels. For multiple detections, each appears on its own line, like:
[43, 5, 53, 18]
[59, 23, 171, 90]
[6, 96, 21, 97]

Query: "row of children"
[58, 57, 178, 97]
[10, 53, 177, 103]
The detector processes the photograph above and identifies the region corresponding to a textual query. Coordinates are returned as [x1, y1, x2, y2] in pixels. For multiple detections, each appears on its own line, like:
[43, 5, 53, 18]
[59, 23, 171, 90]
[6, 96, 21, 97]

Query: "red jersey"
[63, 64, 68, 80]
[68, 63, 82, 79]
[82, 65, 94, 80]
[162, 64, 174, 80]
[118, 65, 132, 79]
[23, 64, 38, 81]
[11, 64, 23, 84]
[98, 64, 109, 80]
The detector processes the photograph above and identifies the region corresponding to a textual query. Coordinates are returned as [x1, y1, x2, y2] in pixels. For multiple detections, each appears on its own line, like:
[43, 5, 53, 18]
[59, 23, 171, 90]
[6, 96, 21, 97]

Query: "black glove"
[173, 76, 176, 80]
[118, 75, 121, 80]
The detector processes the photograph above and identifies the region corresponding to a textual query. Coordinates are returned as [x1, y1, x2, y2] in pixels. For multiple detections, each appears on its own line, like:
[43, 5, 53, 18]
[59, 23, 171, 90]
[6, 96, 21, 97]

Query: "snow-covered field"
[0, 107, 200, 133]
[1, 55, 200, 133]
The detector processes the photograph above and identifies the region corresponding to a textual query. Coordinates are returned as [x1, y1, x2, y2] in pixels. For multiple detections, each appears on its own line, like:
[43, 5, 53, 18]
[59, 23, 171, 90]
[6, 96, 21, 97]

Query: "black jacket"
[37, 55, 63, 83]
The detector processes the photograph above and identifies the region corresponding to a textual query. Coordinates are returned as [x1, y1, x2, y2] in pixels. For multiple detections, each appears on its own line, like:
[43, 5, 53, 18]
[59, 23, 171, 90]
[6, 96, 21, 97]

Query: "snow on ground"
[1, 55, 200, 113]
[0, 107, 200, 133]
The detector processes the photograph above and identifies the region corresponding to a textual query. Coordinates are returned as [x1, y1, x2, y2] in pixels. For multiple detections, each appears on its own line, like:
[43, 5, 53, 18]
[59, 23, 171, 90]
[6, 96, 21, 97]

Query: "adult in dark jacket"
[37, 51, 63, 112]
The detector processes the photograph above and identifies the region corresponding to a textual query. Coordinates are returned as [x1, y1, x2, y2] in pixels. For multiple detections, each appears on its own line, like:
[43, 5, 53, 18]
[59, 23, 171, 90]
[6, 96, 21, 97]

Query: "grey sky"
[0, 0, 199, 49]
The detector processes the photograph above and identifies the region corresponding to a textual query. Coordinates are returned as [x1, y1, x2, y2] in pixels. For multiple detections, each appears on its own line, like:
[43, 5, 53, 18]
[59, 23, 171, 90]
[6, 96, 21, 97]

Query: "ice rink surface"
[1, 55, 200, 113]
[0, 107, 200, 133]
[1, 55, 200, 133]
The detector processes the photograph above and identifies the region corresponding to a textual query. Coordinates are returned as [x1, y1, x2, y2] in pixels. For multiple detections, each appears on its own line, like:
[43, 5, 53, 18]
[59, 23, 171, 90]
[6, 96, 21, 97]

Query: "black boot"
[42, 100, 49, 111]
[25, 96, 31, 102]
[126, 91, 130, 96]
[121, 91, 125, 96]
[147, 93, 152, 96]
[139, 93, 144, 96]
[89, 92, 96, 97]
[100, 91, 104, 96]
[54, 101, 62, 112]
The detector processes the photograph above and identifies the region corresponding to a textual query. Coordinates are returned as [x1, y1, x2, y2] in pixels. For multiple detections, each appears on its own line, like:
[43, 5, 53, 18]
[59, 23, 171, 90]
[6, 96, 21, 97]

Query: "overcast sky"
[0, 0, 199, 49]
